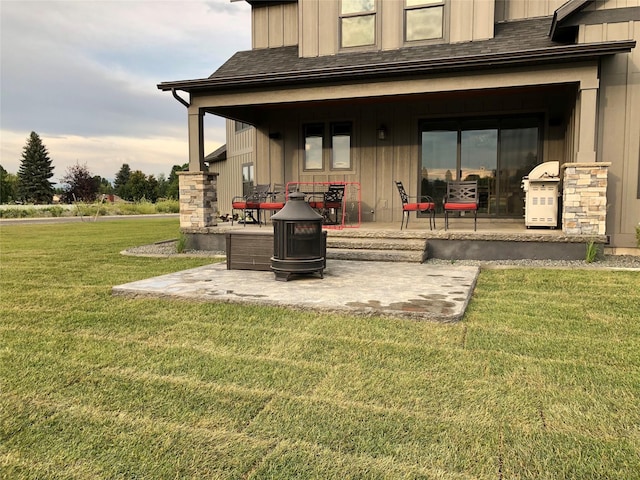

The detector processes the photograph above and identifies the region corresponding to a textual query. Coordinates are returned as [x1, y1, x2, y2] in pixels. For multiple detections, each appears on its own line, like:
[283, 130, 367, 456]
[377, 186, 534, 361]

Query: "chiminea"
[271, 192, 326, 281]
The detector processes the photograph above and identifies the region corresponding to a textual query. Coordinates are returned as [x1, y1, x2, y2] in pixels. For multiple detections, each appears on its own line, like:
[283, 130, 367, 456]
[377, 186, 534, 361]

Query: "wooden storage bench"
[226, 230, 273, 271]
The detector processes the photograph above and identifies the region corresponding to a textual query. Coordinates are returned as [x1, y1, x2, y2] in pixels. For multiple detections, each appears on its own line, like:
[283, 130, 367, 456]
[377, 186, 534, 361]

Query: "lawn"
[1, 218, 639, 479]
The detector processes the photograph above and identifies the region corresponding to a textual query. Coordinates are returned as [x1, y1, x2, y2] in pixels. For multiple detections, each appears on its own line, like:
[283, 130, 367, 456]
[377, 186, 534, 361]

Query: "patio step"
[326, 233, 428, 263]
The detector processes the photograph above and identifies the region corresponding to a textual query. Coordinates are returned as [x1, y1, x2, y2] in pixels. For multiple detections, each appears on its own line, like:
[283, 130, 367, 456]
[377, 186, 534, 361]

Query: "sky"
[0, 0, 251, 183]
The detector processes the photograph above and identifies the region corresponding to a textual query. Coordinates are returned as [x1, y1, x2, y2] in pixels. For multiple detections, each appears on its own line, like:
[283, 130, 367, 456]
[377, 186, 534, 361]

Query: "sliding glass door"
[420, 117, 541, 216]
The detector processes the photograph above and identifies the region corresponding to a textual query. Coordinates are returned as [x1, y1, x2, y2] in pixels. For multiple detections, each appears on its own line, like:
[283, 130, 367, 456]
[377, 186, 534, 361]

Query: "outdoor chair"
[258, 183, 286, 223]
[231, 183, 270, 226]
[443, 180, 479, 231]
[395, 181, 436, 230]
[308, 184, 345, 225]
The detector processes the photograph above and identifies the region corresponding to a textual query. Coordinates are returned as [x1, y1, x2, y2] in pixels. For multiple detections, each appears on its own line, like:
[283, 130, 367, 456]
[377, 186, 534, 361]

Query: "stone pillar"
[178, 171, 218, 229]
[561, 162, 610, 235]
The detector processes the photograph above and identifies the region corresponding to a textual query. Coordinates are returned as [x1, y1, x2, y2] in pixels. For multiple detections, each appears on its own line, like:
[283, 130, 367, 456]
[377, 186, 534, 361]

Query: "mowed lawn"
[1, 218, 638, 479]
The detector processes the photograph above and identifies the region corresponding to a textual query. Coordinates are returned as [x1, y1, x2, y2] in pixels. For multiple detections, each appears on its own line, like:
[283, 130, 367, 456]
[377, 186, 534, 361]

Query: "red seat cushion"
[403, 202, 434, 212]
[324, 202, 342, 209]
[308, 201, 323, 209]
[245, 201, 261, 208]
[232, 201, 247, 209]
[444, 202, 477, 211]
[260, 202, 285, 210]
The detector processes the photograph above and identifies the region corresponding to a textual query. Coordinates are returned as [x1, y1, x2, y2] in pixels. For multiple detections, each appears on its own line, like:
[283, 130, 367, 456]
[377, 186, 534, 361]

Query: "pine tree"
[114, 163, 132, 200]
[17, 132, 55, 203]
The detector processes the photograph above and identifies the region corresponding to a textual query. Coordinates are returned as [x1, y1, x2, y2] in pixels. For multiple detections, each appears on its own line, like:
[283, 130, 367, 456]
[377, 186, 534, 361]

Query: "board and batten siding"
[582, 17, 640, 246]
[211, 120, 255, 217]
[252, 1, 298, 49]
[252, 0, 496, 58]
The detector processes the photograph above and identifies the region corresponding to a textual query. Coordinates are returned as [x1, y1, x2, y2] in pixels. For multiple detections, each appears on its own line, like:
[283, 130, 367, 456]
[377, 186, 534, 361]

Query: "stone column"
[561, 162, 610, 235]
[178, 171, 218, 230]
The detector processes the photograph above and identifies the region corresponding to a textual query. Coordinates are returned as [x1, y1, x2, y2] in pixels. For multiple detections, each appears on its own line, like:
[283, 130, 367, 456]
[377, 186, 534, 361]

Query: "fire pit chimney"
[271, 192, 326, 281]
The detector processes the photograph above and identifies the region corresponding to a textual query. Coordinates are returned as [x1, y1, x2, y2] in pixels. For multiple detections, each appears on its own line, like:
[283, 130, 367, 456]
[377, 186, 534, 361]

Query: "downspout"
[172, 88, 190, 108]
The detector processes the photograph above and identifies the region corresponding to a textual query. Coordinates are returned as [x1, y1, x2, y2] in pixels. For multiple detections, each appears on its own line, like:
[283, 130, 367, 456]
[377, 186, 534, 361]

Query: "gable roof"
[158, 16, 635, 94]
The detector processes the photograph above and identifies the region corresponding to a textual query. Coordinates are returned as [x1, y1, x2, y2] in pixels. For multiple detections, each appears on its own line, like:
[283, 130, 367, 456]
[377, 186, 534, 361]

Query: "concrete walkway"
[112, 260, 479, 322]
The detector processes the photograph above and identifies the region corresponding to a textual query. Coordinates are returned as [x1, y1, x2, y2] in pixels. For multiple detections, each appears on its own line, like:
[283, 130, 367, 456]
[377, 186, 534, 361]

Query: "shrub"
[155, 199, 180, 213]
[636, 223, 640, 248]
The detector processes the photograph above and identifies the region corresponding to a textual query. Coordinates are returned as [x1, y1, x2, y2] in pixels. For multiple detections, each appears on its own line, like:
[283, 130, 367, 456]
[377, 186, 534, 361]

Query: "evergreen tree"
[114, 163, 131, 200]
[17, 132, 55, 203]
[166, 163, 188, 200]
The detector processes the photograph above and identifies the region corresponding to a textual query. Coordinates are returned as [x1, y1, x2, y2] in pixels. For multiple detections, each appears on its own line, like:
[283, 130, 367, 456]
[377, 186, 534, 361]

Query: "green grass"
[1, 219, 639, 479]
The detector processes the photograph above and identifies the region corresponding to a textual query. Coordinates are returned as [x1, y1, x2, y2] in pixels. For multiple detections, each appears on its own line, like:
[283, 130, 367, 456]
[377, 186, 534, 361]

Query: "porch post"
[575, 84, 598, 163]
[188, 109, 205, 171]
[561, 162, 610, 236]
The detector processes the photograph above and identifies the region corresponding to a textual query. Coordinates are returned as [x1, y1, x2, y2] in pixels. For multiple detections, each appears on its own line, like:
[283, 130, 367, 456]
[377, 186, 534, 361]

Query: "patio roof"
[158, 17, 635, 94]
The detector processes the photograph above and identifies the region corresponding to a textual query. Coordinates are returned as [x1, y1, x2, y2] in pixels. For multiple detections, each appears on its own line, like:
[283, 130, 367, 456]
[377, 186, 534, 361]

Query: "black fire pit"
[271, 192, 326, 281]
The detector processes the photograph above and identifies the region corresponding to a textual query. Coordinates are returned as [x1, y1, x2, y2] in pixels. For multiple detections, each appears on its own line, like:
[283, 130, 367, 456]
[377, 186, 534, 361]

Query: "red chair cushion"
[245, 201, 261, 208]
[308, 201, 323, 209]
[444, 202, 477, 211]
[260, 202, 285, 210]
[324, 202, 342, 209]
[232, 201, 247, 209]
[403, 202, 434, 212]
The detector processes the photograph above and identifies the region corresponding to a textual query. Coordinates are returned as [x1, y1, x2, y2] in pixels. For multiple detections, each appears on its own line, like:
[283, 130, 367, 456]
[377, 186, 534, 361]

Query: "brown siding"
[495, 0, 566, 22]
[252, 2, 298, 49]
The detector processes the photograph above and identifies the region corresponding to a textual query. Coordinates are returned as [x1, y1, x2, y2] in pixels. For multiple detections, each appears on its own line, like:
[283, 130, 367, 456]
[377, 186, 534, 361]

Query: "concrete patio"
[112, 259, 480, 322]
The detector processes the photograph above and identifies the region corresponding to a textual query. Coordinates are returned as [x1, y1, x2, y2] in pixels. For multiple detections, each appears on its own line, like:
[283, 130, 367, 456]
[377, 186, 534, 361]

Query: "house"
[158, 0, 639, 249]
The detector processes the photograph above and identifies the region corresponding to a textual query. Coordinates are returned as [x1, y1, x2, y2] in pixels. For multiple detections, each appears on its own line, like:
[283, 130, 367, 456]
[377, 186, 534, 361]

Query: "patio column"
[575, 84, 598, 163]
[178, 171, 218, 230]
[188, 110, 205, 171]
[561, 162, 610, 236]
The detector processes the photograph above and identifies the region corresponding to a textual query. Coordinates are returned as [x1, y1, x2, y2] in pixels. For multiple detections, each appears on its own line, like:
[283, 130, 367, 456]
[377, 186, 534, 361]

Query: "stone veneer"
[561, 162, 610, 236]
[178, 171, 218, 230]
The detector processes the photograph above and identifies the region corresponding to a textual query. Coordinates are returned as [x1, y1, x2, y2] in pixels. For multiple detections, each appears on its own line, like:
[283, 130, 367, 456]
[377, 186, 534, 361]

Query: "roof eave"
[157, 40, 635, 94]
[550, 0, 591, 39]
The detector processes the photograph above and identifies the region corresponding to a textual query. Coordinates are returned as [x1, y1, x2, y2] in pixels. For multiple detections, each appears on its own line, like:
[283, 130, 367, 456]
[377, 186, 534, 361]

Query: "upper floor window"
[340, 0, 376, 48]
[405, 0, 444, 42]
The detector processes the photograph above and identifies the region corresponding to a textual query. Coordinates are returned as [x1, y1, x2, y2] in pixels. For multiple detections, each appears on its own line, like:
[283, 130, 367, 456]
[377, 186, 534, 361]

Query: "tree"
[127, 170, 156, 202]
[60, 162, 98, 202]
[0, 165, 18, 203]
[17, 132, 55, 203]
[114, 163, 131, 200]
[166, 163, 188, 200]
[96, 177, 114, 195]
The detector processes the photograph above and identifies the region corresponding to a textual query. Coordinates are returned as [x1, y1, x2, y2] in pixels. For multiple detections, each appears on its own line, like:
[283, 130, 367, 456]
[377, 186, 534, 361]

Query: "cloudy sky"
[0, 0, 251, 183]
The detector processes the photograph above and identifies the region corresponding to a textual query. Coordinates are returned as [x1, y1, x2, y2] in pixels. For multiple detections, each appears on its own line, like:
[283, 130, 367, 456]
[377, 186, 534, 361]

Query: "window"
[340, 0, 376, 48]
[405, 0, 444, 42]
[303, 122, 353, 171]
[241, 163, 254, 197]
[420, 116, 541, 216]
[331, 122, 352, 169]
[304, 124, 324, 170]
[235, 121, 251, 132]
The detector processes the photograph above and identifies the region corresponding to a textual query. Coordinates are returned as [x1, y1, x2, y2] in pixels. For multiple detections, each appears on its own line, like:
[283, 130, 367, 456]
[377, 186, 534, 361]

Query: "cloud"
[0, 0, 250, 181]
